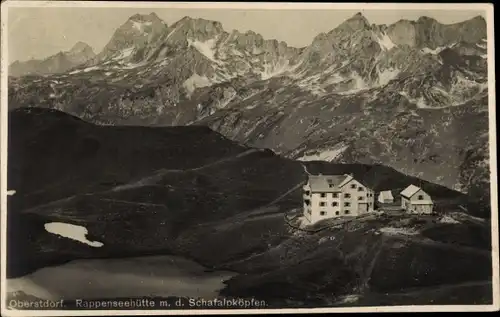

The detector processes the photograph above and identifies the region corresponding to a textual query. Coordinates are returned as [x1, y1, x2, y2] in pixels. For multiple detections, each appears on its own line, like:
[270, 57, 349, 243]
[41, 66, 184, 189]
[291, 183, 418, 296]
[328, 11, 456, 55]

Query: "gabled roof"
[308, 174, 349, 193]
[378, 190, 394, 200]
[308, 174, 374, 192]
[400, 184, 423, 198]
[338, 174, 354, 188]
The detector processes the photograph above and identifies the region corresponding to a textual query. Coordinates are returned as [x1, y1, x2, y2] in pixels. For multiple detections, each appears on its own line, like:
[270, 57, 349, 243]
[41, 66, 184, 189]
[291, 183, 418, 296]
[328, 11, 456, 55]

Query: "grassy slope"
[7, 108, 492, 306]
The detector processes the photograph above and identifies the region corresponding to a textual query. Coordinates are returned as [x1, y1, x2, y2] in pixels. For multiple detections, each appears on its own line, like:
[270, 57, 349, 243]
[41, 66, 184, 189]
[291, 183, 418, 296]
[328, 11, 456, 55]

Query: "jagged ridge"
[7, 12, 490, 210]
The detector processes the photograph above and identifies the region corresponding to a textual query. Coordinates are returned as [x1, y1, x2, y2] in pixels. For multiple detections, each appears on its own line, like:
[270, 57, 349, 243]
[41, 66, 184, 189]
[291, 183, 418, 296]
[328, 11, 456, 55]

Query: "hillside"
[6, 109, 492, 307]
[7, 12, 491, 209]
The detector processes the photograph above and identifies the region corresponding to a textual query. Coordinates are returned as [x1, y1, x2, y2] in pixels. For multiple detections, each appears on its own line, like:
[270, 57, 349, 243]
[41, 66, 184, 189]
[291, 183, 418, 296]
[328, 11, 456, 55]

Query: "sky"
[6, 5, 487, 63]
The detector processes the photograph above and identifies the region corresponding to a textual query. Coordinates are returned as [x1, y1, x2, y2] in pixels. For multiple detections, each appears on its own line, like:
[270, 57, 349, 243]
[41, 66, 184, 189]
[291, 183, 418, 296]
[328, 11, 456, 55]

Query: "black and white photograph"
[0, 1, 498, 315]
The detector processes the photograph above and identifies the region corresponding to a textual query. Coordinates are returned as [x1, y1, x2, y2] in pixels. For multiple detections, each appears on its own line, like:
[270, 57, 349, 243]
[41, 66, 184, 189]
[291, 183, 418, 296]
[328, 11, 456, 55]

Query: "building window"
[329, 184, 335, 188]
[321, 193, 326, 198]
[320, 202, 326, 207]
[358, 196, 364, 201]
[305, 190, 310, 195]
[344, 193, 351, 198]
[350, 184, 356, 189]
[345, 210, 350, 214]
[358, 187, 364, 191]
[320, 211, 326, 216]
[418, 195, 424, 200]
[332, 202, 338, 207]
[335, 211, 340, 215]
[333, 193, 339, 198]
[344, 202, 351, 207]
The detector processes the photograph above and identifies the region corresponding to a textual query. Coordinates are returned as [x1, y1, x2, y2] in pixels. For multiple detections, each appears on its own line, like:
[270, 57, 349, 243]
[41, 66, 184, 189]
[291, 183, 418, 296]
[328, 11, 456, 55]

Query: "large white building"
[400, 184, 434, 214]
[303, 174, 375, 224]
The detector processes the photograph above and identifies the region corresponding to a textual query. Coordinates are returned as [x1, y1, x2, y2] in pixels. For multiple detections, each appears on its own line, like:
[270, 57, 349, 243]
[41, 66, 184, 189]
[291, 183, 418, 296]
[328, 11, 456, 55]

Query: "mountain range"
[7, 12, 491, 211]
[9, 41, 96, 77]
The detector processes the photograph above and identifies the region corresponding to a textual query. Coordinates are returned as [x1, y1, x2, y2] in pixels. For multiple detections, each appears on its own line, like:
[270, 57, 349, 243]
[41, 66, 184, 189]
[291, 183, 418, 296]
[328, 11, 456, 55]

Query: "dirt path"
[111, 148, 259, 192]
[22, 149, 260, 213]
[199, 182, 304, 230]
[390, 233, 491, 256]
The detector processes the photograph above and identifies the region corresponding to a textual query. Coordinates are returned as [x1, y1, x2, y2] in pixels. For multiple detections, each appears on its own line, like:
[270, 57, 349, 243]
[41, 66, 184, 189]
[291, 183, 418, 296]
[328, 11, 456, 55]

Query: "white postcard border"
[0, 1, 498, 315]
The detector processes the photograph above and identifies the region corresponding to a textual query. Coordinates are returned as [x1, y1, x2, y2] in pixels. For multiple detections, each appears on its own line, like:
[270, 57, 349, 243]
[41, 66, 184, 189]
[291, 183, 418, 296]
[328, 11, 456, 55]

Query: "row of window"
[328, 184, 365, 191]
[320, 210, 350, 216]
[319, 192, 373, 198]
[321, 201, 348, 207]
[319, 201, 374, 207]
[318, 201, 374, 207]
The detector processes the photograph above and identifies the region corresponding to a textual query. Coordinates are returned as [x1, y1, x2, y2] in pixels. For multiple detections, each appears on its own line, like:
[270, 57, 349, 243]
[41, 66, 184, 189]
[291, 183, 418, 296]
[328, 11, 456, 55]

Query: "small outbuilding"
[400, 184, 434, 214]
[377, 190, 394, 204]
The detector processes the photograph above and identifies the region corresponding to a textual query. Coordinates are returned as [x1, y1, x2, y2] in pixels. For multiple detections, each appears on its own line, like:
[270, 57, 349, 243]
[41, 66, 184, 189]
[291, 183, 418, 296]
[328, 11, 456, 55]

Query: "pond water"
[7, 255, 236, 301]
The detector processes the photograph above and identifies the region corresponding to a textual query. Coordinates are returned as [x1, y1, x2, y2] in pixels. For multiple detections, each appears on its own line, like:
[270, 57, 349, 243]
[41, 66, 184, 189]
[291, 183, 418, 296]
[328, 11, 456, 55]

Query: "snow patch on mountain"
[261, 59, 291, 80]
[165, 27, 178, 41]
[188, 38, 220, 64]
[231, 49, 244, 57]
[378, 68, 400, 86]
[83, 66, 100, 73]
[131, 21, 152, 33]
[376, 33, 396, 51]
[113, 47, 135, 61]
[337, 71, 367, 94]
[69, 65, 100, 74]
[297, 144, 349, 162]
[44, 222, 104, 247]
[183, 73, 218, 96]
[399, 91, 431, 109]
[214, 91, 237, 109]
[324, 73, 346, 86]
[448, 74, 488, 104]
[422, 47, 443, 55]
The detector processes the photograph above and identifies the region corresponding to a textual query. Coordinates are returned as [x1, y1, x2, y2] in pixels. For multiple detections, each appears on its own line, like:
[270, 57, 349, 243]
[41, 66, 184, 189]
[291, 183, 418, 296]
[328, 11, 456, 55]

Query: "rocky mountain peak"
[471, 15, 486, 23]
[92, 12, 169, 62]
[123, 12, 166, 32]
[416, 16, 438, 24]
[128, 12, 164, 24]
[336, 12, 371, 32]
[161, 16, 225, 47]
[70, 41, 93, 52]
[172, 16, 224, 34]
